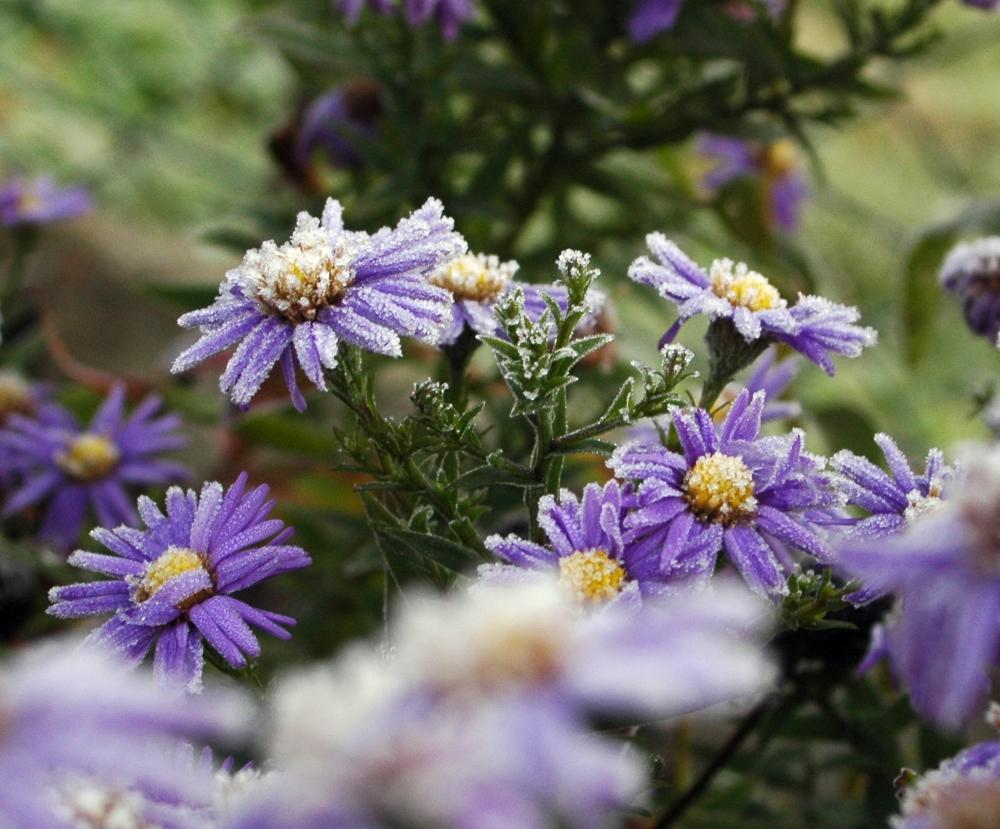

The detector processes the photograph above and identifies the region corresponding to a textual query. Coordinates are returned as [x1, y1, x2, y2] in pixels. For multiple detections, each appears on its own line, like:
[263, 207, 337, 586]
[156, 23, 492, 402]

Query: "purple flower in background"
[172, 198, 463, 411]
[628, 0, 684, 40]
[893, 739, 1000, 828]
[0, 384, 187, 552]
[962, 0, 999, 10]
[837, 443, 1000, 728]
[296, 81, 381, 171]
[338, 0, 473, 39]
[628, 235, 877, 374]
[0, 640, 243, 829]
[404, 0, 474, 39]
[48, 473, 311, 691]
[0, 176, 91, 227]
[628, 0, 786, 41]
[610, 390, 837, 597]
[700, 134, 808, 233]
[939, 236, 1000, 344]
[484, 480, 673, 606]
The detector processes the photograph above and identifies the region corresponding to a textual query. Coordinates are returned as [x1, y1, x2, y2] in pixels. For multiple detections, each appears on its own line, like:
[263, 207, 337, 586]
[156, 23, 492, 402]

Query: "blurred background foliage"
[3, 2, 1000, 825]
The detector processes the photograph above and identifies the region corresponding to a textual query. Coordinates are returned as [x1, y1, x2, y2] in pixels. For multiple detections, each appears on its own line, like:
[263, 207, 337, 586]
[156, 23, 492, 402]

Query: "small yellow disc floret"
[57, 433, 120, 481]
[710, 258, 784, 313]
[429, 253, 514, 302]
[558, 548, 626, 603]
[0, 372, 35, 422]
[684, 451, 758, 524]
[135, 546, 208, 603]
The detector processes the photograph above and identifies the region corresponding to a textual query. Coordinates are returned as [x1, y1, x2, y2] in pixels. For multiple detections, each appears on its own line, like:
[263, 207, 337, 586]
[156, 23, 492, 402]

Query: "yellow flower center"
[56, 433, 120, 481]
[684, 451, 758, 524]
[134, 546, 209, 603]
[429, 253, 513, 302]
[558, 548, 627, 603]
[0, 373, 35, 423]
[263, 253, 355, 323]
[761, 139, 799, 178]
[710, 258, 784, 313]
[472, 623, 563, 689]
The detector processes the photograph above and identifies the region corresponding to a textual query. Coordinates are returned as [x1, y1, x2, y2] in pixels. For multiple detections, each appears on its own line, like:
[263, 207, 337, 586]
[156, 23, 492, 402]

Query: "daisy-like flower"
[171, 198, 465, 411]
[0, 384, 187, 552]
[699, 134, 808, 233]
[0, 175, 92, 227]
[0, 640, 244, 829]
[838, 443, 1000, 728]
[892, 738, 1000, 829]
[938, 236, 1000, 345]
[483, 480, 671, 606]
[48, 473, 311, 691]
[610, 389, 837, 598]
[628, 234, 877, 374]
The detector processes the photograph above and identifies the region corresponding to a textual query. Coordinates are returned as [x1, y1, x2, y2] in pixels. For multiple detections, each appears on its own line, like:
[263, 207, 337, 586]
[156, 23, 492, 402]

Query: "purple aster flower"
[700, 134, 808, 233]
[963, 0, 999, 10]
[483, 480, 674, 606]
[48, 472, 312, 691]
[938, 236, 1000, 344]
[0, 176, 92, 227]
[628, 234, 877, 374]
[831, 434, 952, 542]
[0, 384, 188, 552]
[296, 81, 381, 171]
[837, 444, 1000, 728]
[629, 0, 684, 40]
[0, 639, 244, 829]
[893, 739, 1000, 828]
[171, 198, 464, 412]
[428, 251, 603, 347]
[610, 389, 838, 598]
[830, 434, 952, 605]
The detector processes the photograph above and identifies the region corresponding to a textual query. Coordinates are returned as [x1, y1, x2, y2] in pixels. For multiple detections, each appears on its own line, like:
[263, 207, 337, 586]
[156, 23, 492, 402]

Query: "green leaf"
[376, 526, 480, 573]
[235, 412, 340, 456]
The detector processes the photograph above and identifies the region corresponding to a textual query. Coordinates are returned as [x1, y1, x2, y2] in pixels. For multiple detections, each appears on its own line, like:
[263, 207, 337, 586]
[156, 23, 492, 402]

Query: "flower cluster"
[225, 577, 775, 829]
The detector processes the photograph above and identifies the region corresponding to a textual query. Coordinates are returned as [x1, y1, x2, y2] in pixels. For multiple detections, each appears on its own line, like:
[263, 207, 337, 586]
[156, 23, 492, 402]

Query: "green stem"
[652, 697, 775, 829]
[441, 327, 480, 410]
